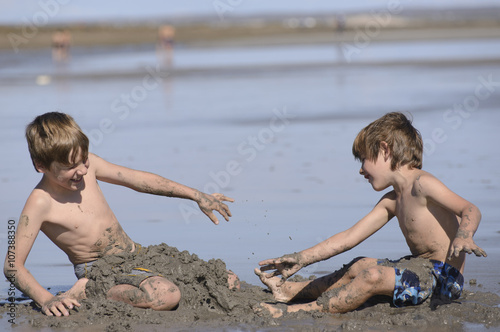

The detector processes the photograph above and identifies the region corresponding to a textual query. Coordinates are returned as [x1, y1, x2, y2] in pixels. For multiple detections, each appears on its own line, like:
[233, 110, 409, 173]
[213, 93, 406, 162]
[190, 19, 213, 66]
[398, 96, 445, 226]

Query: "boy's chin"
[68, 179, 84, 190]
[371, 183, 389, 192]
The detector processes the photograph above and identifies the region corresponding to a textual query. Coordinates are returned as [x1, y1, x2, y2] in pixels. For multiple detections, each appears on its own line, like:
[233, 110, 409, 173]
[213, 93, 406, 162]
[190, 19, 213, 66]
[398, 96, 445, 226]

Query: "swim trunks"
[377, 256, 464, 307]
[73, 243, 159, 287]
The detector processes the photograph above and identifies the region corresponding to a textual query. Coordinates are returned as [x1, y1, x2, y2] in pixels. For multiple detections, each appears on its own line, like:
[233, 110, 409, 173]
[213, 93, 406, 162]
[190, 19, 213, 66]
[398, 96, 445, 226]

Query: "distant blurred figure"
[157, 25, 175, 68]
[334, 15, 346, 63]
[52, 29, 71, 63]
[335, 14, 346, 34]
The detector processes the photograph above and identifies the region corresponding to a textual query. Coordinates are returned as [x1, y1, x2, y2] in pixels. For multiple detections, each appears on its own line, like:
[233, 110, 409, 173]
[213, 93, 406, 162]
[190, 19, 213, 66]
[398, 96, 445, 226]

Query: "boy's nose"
[77, 164, 88, 176]
[359, 168, 365, 175]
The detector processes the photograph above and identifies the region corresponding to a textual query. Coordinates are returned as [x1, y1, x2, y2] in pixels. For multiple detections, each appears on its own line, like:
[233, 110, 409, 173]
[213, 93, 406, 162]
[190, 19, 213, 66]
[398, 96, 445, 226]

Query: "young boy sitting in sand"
[255, 112, 487, 317]
[4, 112, 235, 317]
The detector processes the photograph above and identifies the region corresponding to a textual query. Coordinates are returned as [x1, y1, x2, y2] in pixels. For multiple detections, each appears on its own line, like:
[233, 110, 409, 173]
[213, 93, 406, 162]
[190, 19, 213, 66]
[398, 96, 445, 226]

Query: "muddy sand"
[1, 243, 499, 331]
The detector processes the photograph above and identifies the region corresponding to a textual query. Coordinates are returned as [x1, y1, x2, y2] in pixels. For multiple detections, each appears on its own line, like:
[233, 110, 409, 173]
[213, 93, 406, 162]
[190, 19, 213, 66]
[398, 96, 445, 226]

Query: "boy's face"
[38, 149, 89, 192]
[359, 152, 391, 192]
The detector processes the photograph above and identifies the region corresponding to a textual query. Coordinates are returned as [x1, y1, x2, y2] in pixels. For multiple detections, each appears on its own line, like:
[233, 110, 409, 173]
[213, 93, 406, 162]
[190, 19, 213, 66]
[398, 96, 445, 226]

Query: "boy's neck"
[390, 166, 419, 194]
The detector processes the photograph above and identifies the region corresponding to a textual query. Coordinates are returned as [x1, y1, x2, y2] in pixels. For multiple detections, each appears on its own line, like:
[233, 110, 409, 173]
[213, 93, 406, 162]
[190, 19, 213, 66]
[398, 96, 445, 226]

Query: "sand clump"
[1, 244, 499, 331]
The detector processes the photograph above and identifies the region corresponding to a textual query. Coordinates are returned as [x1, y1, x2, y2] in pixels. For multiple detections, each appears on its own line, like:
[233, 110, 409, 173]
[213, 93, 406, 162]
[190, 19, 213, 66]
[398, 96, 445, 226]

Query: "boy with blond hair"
[255, 112, 486, 317]
[4, 112, 235, 317]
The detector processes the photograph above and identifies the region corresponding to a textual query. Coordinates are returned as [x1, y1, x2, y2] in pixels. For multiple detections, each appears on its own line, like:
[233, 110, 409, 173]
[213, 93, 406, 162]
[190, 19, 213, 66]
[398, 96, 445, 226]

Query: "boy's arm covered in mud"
[416, 174, 487, 259]
[4, 204, 81, 317]
[258, 192, 395, 284]
[90, 153, 234, 225]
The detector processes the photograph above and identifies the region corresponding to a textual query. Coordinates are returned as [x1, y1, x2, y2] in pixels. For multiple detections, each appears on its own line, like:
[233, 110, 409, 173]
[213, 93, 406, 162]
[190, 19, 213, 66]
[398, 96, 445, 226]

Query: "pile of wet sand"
[2, 244, 499, 331]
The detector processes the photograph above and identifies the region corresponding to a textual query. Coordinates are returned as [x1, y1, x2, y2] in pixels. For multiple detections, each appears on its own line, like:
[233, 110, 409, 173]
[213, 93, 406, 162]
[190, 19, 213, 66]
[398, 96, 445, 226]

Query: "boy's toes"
[252, 302, 285, 318]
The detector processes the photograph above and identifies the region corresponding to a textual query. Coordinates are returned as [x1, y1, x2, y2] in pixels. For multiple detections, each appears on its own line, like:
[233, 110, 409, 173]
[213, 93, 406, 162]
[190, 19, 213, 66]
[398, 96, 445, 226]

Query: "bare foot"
[227, 270, 240, 290]
[253, 302, 285, 318]
[254, 268, 291, 302]
[65, 278, 88, 300]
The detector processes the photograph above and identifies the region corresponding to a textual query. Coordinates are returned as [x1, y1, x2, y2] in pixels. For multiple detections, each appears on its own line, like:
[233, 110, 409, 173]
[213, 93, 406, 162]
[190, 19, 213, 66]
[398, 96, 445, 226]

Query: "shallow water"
[1, 32, 499, 330]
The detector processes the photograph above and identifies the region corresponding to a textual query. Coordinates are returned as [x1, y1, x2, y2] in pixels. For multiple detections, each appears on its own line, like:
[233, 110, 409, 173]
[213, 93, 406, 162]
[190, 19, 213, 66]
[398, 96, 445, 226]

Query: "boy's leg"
[255, 257, 378, 302]
[107, 276, 181, 311]
[257, 264, 395, 317]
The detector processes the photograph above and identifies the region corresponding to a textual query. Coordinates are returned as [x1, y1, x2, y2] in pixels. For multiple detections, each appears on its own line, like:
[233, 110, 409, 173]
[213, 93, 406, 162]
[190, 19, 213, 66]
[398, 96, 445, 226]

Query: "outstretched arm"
[257, 192, 395, 285]
[91, 153, 234, 224]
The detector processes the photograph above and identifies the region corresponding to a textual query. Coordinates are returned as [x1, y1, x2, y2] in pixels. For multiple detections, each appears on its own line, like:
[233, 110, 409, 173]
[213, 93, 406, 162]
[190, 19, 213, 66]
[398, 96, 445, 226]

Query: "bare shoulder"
[22, 187, 52, 224]
[88, 152, 102, 170]
[413, 170, 447, 195]
[376, 190, 397, 215]
[89, 152, 117, 174]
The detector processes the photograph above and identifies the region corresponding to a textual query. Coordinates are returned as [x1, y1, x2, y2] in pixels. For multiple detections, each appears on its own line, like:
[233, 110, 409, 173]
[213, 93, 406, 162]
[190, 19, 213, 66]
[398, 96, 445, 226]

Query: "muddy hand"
[42, 295, 81, 317]
[258, 253, 303, 286]
[197, 192, 234, 225]
[448, 238, 487, 260]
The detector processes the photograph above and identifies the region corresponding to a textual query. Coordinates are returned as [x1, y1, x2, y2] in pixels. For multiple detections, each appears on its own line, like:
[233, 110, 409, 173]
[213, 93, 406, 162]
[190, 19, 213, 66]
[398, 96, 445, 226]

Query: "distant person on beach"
[4, 112, 236, 317]
[157, 25, 175, 67]
[51, 29, 71, 63]
[255, 112, 487, 317]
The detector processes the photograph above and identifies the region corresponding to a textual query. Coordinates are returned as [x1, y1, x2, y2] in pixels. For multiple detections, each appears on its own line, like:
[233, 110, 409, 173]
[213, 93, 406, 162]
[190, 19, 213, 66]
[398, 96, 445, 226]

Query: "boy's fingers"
[55, 302, 69, 316]
[259, 258, 278, 266]
[223, 203, 232, 217]
[212, 193, 234, 203]
[221, 195, 235, 203]
[259, 265, 275, 272]
[206, 211, 219, 225]
[447, 248, 457, 260]
[472, 247, 487, 257]
[218, 204, 231, 221]
[264, 269, 282, 278]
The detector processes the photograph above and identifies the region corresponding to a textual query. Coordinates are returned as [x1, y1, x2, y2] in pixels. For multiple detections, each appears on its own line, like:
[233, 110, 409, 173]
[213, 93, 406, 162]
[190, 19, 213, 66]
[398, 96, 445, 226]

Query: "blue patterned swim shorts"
[377, 256, 464, 307]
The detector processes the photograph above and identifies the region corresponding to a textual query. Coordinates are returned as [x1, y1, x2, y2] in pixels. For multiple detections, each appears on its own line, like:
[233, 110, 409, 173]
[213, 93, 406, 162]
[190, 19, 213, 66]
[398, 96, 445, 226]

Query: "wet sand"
[1, 244, 499, 331]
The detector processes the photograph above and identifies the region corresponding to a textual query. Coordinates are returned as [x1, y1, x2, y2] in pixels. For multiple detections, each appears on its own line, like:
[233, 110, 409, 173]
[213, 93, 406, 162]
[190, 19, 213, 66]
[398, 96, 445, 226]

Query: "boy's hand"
[42, 294, 81, 317]
[448, 237, 487, 260]
[257, 253, 305, 286]
[196, 192, 234, 225]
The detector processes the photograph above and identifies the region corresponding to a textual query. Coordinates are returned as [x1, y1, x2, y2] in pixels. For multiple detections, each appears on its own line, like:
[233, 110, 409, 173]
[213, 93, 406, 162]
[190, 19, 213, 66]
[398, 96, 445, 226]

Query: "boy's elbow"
[3, 260, 20, 279]
[470, 203, 482, 220]
[462, 203, 481, 223]
[4, 262, 12, 279]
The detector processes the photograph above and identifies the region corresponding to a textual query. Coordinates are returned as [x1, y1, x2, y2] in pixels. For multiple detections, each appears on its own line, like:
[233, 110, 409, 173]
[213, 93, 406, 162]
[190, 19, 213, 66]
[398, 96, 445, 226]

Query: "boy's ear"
[380, 141, 390, 159]
[34, 161, 47, 173]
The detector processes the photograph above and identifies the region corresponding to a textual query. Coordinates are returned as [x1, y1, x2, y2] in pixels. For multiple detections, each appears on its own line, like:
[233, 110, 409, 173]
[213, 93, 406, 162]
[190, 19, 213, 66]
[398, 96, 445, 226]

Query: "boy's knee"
[359, 266, 387, 286]
[145, 277, 181, 311]
[344, 256, 370, 277]
[157, 284, 181, 311]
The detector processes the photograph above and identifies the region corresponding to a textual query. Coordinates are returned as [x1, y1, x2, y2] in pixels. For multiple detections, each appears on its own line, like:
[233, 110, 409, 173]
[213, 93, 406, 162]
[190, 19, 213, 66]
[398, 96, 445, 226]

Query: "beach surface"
[1, 6, 500, 331]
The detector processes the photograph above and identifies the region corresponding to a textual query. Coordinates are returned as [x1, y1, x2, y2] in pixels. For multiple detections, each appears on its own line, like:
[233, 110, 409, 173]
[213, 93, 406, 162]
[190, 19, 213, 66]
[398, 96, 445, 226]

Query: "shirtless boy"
[4, 112, 234, 317]
[255, 112, 487, 317]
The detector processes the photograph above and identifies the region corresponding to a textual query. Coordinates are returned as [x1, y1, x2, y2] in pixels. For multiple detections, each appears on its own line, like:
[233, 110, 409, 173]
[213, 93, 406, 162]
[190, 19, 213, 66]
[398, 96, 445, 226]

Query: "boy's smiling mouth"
[71, 177, 83, 184]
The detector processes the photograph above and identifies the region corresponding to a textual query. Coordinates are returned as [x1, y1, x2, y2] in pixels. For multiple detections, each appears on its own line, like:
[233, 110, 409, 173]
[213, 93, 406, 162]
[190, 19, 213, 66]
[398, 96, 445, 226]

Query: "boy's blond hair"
[26, 112, 89, 172]
[352, 112, 423, 171]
